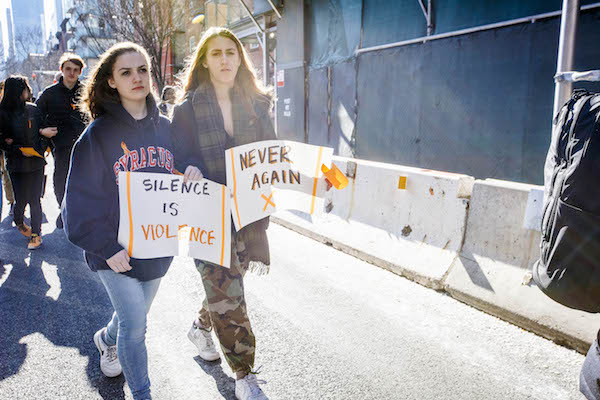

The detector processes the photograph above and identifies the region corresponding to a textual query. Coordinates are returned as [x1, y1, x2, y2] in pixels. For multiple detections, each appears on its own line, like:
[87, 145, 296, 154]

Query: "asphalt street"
[0, 157, 587, 399]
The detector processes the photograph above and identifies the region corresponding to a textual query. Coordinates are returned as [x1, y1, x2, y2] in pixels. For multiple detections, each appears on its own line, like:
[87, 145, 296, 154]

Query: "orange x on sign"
[261, 193, 275, 211]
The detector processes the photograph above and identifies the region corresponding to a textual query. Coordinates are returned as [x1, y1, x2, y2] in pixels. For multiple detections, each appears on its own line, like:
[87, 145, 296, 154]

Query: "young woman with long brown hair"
[0, 76, 49, 249]
[171, 27, 275, 400]
[62, 42, 201, 400]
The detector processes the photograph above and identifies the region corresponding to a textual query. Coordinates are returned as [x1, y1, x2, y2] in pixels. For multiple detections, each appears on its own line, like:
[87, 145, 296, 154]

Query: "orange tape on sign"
[310, 147, 324, 214]
[322, 163, 349, 190]
[221, 185, 225, 266]
[230, 149, 242, 228]
[126, 172, 134, 256]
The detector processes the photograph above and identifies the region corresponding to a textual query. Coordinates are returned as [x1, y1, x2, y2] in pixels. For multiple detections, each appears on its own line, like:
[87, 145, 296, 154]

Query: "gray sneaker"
[235, 374, 268, 400]
[93, 328, 122, 377]
[187, 322, 220, 361]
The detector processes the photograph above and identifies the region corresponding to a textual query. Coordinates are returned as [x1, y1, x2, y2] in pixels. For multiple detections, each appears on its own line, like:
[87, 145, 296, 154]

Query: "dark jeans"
[52, 146, 73, 209]
[9, 168, 45, 235]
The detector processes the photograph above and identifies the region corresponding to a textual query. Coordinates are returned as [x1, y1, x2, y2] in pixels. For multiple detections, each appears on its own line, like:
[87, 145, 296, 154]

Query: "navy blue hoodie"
[63, 97, 175, 281]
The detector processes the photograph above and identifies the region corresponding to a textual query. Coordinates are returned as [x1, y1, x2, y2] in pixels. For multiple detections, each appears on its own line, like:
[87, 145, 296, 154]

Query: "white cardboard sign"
[225, 140, 333, 231]
[117, 171, 231, 268]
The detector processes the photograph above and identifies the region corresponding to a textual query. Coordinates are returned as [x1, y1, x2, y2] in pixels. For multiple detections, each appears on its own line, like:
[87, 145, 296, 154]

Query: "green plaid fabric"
[190, 82, 276, 267]
[191, 82, 275, 185]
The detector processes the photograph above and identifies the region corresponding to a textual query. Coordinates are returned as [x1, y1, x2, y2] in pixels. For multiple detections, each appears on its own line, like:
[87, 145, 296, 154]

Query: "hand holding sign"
[106, 249, 132, 273]
[183, 165, 203, 183]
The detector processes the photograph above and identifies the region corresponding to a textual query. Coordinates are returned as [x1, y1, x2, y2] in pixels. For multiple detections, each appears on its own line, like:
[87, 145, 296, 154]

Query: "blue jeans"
[97, 270, 162, 400]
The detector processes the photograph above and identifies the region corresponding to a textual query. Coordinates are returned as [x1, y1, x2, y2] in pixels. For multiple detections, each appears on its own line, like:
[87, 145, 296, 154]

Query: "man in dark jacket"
[36, 53, 87, 229]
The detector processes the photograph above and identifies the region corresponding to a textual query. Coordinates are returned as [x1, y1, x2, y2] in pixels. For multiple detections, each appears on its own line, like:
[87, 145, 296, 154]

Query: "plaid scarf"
[191, 82, 276, 271]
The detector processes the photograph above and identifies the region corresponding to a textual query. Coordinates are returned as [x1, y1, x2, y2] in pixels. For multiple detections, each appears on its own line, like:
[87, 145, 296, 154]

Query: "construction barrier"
[444, 179, 600, 353]
[274, 160, 600, 353]
[273, 156, 474, 289]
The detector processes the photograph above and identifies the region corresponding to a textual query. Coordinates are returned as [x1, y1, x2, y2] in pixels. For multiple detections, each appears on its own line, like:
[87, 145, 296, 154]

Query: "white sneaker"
[187, 322, 220, 361]
[235, 374, 268, 400]
[93, 328, 122, 377]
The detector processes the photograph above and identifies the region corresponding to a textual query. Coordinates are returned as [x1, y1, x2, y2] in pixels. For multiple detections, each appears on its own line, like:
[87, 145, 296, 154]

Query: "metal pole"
[237, 0, 264, 33]
[263, 29, 269, 86]
[427, 0, 433, 35]
[417, 0, 433, 35]
[356, 3, 600, 55]
[553, 0, 580, 116]
[265, 0, 282, 18]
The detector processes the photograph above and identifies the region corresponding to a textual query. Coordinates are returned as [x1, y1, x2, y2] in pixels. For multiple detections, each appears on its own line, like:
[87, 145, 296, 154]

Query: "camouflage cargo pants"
[194, 247, 255, 374]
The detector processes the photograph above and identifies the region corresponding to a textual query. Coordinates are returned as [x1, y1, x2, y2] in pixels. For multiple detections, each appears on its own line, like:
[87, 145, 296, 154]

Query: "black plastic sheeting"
[307, 68, 329, 146]
[307, 0, 362, 68]
[361, 0, 426, 49]
[434, 0, 600, 35]
[308, 0, 600, 65]
[276, 67, 306, 143]
[354, 10, 600, 184]
[329, 60, 356, 157]
[307, 61, 356, 157]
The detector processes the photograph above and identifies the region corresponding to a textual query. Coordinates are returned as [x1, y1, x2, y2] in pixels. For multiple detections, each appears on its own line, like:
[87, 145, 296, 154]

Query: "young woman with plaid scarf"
[171, 27, 275, 400]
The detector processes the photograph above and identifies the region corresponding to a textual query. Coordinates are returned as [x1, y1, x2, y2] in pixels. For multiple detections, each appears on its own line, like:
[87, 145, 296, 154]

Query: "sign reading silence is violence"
[117, 140, 335, 268]
[117, 172, 232, 268]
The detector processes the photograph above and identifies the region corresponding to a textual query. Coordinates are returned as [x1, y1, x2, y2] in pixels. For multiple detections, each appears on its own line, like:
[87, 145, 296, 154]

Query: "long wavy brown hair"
[79, 42, 153, 121]
[179, 27, 270, 107]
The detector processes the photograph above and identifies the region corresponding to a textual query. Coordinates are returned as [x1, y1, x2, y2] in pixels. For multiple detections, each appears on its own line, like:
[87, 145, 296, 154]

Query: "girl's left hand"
[183, 165, 203, 183]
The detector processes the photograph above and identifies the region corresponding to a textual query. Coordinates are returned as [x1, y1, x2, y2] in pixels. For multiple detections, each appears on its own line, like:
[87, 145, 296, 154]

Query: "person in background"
[0, 80, 16, 217]
[0, 76, 49, 249]
[36, 53, 87, 229]
[158, 85, 176, 117]
[171, 27, 276, 400]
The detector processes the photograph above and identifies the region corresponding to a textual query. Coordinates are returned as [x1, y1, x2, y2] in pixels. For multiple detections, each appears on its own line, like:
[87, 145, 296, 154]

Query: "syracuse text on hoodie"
[63, 97, 176, 281]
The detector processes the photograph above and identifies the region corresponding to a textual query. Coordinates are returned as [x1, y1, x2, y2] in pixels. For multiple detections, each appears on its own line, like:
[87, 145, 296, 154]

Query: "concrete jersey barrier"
[444, 179, 600, 353]
[273, 159, 600, 353]
[273, 156, 474, 289]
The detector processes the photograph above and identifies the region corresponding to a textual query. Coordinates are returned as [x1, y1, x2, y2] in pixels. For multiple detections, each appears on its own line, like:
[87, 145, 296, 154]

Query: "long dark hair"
[179, 27, 270, 109]
[79, 42, 153, 121]
[0, 75, 31, 111]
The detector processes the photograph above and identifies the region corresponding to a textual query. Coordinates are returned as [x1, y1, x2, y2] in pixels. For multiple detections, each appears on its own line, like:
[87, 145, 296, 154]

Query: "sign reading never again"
[226, 140, 333, 231]
[117, 171, 231, 268]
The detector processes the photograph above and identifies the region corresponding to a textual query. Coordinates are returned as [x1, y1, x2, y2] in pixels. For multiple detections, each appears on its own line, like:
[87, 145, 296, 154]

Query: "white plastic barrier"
[273, 156, 474, 289]
[444, 179, 600, 352]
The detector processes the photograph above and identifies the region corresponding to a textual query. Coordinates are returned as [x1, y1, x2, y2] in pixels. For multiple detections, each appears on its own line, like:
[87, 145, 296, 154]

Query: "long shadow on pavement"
[194, 356, 236, 399]
[0, 220, 127, 399]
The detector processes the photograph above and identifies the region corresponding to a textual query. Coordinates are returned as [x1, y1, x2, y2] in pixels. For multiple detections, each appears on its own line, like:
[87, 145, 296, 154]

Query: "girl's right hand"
[183, 165, 203, 183]
[106, 249, 132, 273]
[39, 127, 58, 138]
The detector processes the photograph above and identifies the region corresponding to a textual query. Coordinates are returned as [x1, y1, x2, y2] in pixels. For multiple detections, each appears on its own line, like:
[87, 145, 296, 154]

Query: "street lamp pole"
[553, 0, 580, 117]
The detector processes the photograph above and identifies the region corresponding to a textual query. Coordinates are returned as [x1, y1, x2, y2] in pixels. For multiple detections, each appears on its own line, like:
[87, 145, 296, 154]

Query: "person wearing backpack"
[0, 76, 49, 249]
[532, 89, 600, 399]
